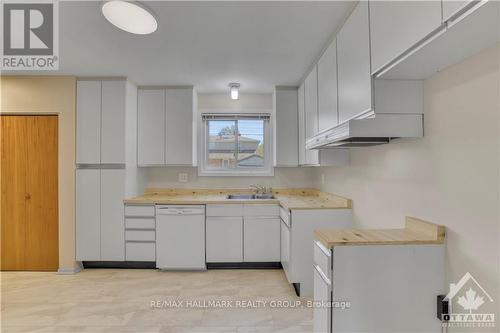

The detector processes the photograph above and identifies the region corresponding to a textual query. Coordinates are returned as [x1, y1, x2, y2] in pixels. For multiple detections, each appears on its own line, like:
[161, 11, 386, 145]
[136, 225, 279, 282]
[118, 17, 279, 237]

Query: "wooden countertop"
[315, 217, 445, 248]
[124, 188, 352, 210]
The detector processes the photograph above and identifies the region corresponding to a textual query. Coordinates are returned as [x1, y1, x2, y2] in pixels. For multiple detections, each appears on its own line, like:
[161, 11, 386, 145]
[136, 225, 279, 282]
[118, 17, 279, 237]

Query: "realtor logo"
[443, 272, 495, 329]
[1, 0, 59, 70]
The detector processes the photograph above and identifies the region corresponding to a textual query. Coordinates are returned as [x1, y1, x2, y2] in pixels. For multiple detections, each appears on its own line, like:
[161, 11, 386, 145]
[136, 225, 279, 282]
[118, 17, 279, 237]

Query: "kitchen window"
[199, 114, 273, 176]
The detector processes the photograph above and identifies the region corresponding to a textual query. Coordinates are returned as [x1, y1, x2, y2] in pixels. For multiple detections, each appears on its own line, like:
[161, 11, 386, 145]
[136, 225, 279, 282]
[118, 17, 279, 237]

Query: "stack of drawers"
[124, 204, 156, 261]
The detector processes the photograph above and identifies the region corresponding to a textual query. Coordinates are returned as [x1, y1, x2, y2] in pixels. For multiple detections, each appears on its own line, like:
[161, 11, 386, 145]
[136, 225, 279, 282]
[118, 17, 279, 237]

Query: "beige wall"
[313, 45, 500, 327]
[1, 76, 78, 272]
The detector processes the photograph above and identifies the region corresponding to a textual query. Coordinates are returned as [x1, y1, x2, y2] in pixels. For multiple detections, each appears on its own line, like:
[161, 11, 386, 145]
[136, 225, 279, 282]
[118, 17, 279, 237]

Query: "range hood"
[306, 114, 423, 149]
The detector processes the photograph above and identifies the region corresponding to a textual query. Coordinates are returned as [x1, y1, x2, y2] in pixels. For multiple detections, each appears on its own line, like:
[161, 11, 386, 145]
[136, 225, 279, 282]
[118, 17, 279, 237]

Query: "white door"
[297, 83, 306, 165]
[100, 169, 125, 261]
[275, 88, 298, 167]
[206, 217, 243, 262]
[138, 89, 165, 166]
[75, 169, 101, 260]
[313, 265, 331, 333]
[244, 217, 280, 262]
[337, 1, 372, 123]
[280, 219, 291, 280]
[304, 66, 319, 165]
[101, 81, 126, 164]
[317, 39, 339, 132]
[165, 88, 193, 165]
[156, 206, 205, 269]
[76, 81, 101, 164]
[370, 1, 443, 74]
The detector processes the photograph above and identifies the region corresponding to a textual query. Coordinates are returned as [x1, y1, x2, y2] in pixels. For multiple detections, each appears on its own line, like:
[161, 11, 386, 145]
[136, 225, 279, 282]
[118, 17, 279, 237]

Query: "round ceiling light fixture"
[229, 83, 240, 100]
[102, 1, 158, 35]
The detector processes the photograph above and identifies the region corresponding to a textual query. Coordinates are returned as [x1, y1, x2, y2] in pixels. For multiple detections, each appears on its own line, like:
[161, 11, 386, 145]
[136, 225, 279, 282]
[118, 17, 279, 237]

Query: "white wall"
[313, 45, 500, 326]
[144, 92, 314, 189]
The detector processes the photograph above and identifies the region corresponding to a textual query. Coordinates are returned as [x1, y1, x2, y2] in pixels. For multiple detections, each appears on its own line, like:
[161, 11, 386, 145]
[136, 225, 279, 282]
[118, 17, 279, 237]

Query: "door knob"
[25, 193, 31, 200]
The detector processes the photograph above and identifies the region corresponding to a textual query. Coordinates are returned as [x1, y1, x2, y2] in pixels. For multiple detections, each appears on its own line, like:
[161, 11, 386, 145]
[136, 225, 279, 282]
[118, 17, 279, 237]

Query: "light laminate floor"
[1, 269, 312, 333]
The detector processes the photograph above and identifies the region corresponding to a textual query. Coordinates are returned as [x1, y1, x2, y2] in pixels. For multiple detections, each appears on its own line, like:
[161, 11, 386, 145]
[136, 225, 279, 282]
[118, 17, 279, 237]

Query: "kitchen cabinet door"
[317, 40, 339, 132]
[138, 89, 165, 166]
[337, 1, 372, 123]
[165, 88, 193, 165]
[370, 1, 443, 74]
[304, 66, 318, 140]
[244, 217, 280, 262]
[101, 81, 126, 164]
[281, 219, 291, 281]
[76, 81, 101, 164]
[297, 83, 306, 165]
[442, 0, 473, 22]
[75, 169, 101, 260]
[274, 88, 299, 167]
[100, 169, 125, 261]
[206, 217, 243, 262]
[313, 266, 331, 333]
[304, 66, 319, 165]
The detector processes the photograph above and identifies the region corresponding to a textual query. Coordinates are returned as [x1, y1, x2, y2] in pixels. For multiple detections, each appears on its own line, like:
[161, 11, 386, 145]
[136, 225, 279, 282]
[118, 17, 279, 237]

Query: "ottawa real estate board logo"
[1, 0, 59, 70]
[443, 272, 495, 329]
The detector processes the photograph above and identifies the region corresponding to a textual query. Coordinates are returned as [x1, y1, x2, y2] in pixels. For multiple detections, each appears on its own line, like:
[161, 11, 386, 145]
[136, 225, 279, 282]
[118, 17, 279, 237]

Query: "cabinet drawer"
[279, 206, 290, 227]
[314, 240, 331, 277]
[243, 204, 279, 217]
[126, 230, 155, 241]
[125, 218, 155, 229]
[206, 204, 243, 217]
[126, 242, 155, 261]
[125, 205, 155, 217]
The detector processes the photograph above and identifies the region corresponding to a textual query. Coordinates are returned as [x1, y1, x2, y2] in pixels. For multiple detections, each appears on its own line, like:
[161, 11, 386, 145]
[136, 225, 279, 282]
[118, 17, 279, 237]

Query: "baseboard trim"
[57, 266, 82, 275]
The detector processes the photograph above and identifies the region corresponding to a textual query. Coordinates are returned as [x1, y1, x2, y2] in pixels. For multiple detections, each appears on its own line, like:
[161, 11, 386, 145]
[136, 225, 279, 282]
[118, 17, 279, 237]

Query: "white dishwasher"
[156, 205, 206, 270]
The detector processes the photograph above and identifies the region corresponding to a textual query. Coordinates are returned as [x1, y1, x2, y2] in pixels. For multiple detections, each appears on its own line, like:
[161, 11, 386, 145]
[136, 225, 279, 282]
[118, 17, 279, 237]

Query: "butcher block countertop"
[124, 188, 352, 210]
[315, 217, 445, 248]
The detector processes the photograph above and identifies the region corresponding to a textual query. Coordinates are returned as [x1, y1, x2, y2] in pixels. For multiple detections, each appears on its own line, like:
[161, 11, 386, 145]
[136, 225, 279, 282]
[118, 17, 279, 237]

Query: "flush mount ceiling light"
[229, 83, 240, 100]
[102, 1, 158, 35]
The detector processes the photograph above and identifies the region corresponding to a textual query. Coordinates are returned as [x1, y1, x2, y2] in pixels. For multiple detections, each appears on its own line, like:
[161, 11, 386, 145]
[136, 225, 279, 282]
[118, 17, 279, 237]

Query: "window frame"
[198, 114, 274, 177]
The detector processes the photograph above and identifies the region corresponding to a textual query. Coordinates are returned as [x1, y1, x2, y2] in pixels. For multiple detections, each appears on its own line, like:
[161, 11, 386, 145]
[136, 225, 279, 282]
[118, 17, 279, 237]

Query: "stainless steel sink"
[226, 194, 275, 200]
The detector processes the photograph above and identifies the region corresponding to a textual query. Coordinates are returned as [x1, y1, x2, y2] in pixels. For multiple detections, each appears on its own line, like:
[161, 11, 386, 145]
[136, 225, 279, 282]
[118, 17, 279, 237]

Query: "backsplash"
[144, 167, 315, 189]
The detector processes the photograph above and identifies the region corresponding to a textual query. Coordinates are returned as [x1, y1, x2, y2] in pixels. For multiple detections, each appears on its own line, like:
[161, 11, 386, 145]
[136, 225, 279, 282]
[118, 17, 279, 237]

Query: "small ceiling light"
[229, 83, 240, 100]
[102, 1, 158, 35]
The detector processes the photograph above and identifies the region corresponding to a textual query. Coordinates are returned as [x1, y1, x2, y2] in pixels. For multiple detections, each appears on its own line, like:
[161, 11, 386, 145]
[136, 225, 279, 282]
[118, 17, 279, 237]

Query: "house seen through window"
[201, 114, 272, 176]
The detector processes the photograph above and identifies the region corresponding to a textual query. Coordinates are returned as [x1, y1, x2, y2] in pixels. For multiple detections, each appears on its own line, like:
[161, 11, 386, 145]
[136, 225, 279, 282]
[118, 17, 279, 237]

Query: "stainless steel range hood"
[306, 114, 423, 149]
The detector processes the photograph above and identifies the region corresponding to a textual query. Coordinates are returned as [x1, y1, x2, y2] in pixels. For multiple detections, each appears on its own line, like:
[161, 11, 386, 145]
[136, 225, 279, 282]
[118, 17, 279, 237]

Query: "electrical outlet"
[178, 173, 188, 183]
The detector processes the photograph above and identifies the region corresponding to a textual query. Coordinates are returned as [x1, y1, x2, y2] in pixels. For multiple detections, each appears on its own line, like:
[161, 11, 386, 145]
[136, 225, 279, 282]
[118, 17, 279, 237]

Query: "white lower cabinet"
[76, 169, 125, 261]
[124, 204, 156, 262]
[280, 219, 291, 280]
[125, 242, 155, 261]
[244, 217, 280, 262]
[206, 217, 244, 262]
[313, 265, 331, 333]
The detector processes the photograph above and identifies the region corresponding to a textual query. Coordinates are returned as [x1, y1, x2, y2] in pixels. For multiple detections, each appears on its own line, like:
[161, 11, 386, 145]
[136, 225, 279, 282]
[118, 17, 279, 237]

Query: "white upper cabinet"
[297, 83, 306, 166]
[274, 88, 299, 167]
[442, 0, 473, 22]
[369, 1, 443, 74]
[77, 81, 101, 164]
[317, 39, 339, 132]
[304, 65, 318, 140]
[138, 87, 195, 167]
[304, 66, 319, 165]
[77, 80, 127, 165]
[138, 89, 165, 166]
[165, 88, 194, 165]
[101, 81, 126, 164]
[337, 1, 372, 124]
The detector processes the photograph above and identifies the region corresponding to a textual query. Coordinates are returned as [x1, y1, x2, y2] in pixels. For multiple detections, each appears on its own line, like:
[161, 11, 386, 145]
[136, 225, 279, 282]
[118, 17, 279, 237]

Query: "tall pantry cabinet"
[76, 79, 143, 261]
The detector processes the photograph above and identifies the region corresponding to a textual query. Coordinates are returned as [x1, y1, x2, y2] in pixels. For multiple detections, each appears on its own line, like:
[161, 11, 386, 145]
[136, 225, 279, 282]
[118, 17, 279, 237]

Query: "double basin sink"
[226, 194, 275, 200]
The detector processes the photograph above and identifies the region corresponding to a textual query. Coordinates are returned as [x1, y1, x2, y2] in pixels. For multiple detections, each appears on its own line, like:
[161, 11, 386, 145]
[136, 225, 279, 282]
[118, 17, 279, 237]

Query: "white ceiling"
[12, 1, 355, 93]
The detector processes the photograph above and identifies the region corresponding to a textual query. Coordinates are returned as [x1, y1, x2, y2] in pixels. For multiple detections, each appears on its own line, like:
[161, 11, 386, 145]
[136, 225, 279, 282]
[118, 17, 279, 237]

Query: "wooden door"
[1, 115, 59, 271]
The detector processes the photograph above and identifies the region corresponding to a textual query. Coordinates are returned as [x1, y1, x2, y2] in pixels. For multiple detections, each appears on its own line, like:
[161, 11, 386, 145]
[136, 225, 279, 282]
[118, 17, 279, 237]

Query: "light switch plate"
[178, 173, 189, 183]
